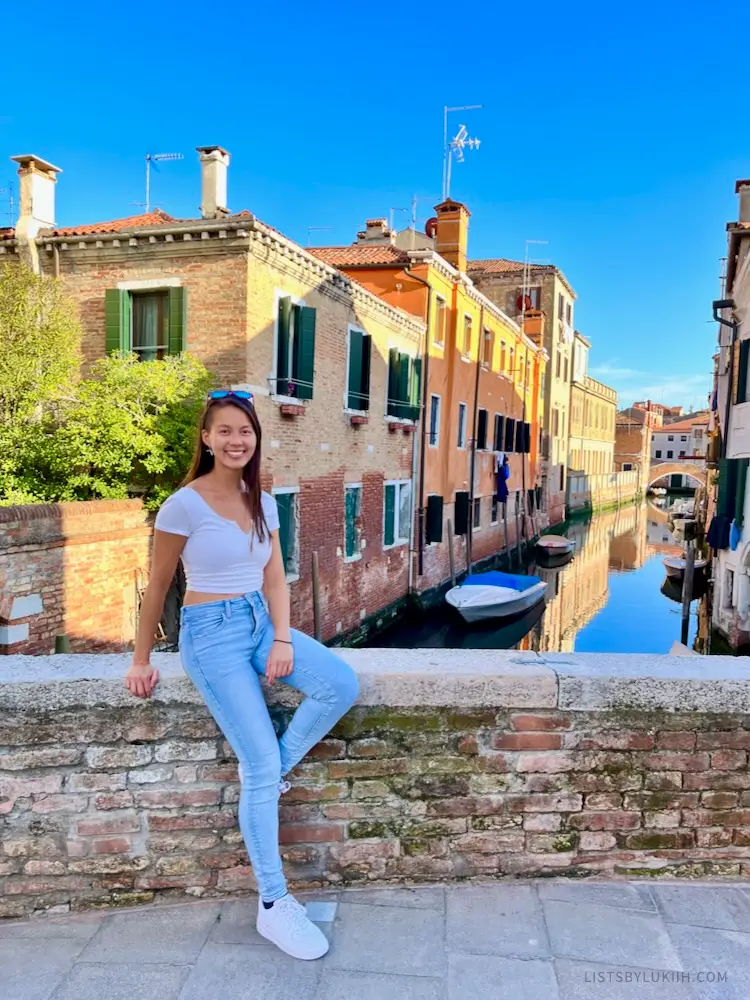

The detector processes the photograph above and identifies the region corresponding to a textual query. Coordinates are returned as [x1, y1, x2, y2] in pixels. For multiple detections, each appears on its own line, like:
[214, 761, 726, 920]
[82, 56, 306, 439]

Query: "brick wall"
[4, 688, 750, 918]
[0, 502, 151, 655]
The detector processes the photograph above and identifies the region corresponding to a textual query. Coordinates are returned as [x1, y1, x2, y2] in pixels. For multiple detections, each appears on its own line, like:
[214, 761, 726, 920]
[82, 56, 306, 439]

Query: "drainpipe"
[713, 298, 738, 460]
[405, 267, 433, 583]
[467, 304, 484, 570]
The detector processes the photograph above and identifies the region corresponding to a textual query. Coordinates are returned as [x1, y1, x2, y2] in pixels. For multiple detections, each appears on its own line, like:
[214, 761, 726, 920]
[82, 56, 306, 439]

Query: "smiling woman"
[123, 390, 359, 962]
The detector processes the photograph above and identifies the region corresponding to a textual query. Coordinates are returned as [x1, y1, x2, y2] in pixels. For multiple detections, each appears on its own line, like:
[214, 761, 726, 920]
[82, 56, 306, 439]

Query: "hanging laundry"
[495, 453, 510, 504]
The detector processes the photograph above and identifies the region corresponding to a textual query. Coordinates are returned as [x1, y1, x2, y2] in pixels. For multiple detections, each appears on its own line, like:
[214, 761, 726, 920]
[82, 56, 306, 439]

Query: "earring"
[207, 447, 213, 457]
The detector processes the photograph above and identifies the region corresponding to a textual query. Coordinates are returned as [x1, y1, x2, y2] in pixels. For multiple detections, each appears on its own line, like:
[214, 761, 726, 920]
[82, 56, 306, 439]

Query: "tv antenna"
[389, 207, 409, 232]
[0, 180, 13, 225]
[442, 105, 482, 200]
[144, 153, 183, 213]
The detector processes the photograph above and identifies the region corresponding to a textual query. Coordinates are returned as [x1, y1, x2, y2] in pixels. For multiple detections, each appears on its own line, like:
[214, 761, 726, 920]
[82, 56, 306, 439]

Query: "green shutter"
[739, 342, 750, 404]
[397, 354, 410, 419]
[345, 488, 358, 557]
[717, 459, 737, 520]
[347, 330, 364, 410]
[407, 357, 422, 422]
[277, 297, 292, 393]
[275, 493, 292, 570]
[736, 459, 749, 529]
[384, 484, 396, 546]
[387, 348, 400, 417]
[295, 306, 316, 400]
[167, 287, 186, 355]
[361, 335, 371, 410]
[105, 289, 129, 355]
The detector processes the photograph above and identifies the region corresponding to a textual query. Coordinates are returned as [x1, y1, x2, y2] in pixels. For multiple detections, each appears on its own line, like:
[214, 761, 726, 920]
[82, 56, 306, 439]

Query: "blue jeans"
[179, 592, 359, 901]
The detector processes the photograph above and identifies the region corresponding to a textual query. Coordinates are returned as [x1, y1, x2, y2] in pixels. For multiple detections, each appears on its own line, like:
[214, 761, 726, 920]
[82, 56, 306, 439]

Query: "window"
[346, 327, 372, 410]
[529, 287, 541, 308]
[566, 302, 572, 326]
[725, 569, 735, 609]
[563, 357, 569, 384]
[473, 497, 482, 530]
[429, 394, 441, 447]
[493, 413, 504, 451]
[679, 450, 686, 457]
[384, 480, 411, 547]
[491, 497, 499, 524]
[273, 489, 300, 579]
[667, 435, 674, 442]
[553, 408, 560, 437]
[387, 349, 421, 420]
[504, 417, 516, 453]
[655, 449, 662, 458]
[481, 328, 494, 368]
[434, 295, 447, 349]
[462, 315, 472, 356]
[558, 294, 564, 320]
[737, 340, 750, 403]
[344, 485, 363, 560]
[105, 287, 185, 360]
[680, 435, 688, 442]
[540, 370, 546, 400]
[500, 341, 507, 373]
[667, 450, 674, 459]
[556, 351, 562, 379]
[622, 463, 633, 471]
[275, 296, 316, 399]
[477, 409, 488, 450]
[457, 402, 467, 448]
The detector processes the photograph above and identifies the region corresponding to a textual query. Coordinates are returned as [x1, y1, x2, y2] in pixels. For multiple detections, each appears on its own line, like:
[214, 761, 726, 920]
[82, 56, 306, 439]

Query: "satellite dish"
[516, 294, 533, 312]
[425, 217, 438, 239]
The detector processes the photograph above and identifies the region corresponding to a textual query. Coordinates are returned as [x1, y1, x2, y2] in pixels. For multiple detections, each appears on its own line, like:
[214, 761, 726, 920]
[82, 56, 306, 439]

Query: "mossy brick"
[332, 709, 441, 738]
[348, 821, 389, 839]
[402, 837, 449, 857]
[329, 759, 408, 780]
[406, 756, 477, 776]
[445, 710, 499, 729]
[619, 830, 696, 850]
[623, 791, 699, 811]
[471, 814, 523, 831]
[391, 776, 471, 800]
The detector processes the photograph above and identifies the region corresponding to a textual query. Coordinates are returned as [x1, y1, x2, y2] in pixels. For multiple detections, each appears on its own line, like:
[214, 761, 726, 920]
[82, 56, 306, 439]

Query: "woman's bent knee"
[336, 662, 359, 710]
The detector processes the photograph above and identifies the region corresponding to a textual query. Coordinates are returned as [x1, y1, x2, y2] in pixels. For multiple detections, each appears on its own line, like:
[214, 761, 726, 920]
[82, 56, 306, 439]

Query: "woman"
[126, 389, 359, 961]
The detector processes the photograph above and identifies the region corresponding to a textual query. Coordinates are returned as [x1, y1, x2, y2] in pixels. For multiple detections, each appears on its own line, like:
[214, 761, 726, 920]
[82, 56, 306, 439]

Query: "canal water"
[371, 499, 702, 654]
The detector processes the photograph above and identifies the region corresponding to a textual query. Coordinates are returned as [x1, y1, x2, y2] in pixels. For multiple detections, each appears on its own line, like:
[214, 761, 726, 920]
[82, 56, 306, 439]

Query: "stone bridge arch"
[648, 462, 704, 489]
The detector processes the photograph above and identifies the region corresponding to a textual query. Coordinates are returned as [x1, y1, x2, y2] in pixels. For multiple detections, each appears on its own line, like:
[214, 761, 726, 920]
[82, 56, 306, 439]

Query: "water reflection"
[373, 500, 699, 654]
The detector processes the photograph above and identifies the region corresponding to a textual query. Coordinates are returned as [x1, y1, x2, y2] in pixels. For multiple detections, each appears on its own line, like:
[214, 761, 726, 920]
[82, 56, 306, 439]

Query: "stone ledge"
[2, 650, 750, 714]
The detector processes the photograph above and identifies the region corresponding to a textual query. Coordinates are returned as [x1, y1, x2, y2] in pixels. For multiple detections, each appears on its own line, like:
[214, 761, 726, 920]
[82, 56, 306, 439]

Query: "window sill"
[383, 540, 409, 551]
[285, 573, 300, 584]
[460, 354, 472, 364]
[344, 554, 362, 564]
[279, 403, 305, 418]
[349, 414, 369, 427]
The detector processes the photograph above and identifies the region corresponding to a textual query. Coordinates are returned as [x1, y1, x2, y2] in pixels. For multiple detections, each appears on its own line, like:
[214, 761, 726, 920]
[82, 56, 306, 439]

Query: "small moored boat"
[446, 570, 548, 624]
[663, 555, 708, 579]
[536, 534, 574, 556]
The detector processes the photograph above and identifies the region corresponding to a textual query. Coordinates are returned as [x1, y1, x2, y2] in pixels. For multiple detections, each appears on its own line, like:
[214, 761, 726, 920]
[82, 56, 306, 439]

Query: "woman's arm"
[126, 530, 186, 699]
[263, 531, 293, 683]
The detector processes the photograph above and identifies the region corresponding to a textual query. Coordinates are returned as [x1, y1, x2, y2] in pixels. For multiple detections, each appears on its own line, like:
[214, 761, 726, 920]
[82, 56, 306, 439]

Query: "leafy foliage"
[0, 264, 212, 507]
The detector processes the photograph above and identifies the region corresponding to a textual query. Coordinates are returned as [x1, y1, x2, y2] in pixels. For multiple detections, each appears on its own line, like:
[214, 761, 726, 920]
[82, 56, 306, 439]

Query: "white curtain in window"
[133, 296, 159, 361]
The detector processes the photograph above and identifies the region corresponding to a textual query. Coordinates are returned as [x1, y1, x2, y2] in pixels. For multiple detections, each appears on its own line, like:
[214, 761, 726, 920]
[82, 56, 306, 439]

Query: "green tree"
[0, 262, 81, 424]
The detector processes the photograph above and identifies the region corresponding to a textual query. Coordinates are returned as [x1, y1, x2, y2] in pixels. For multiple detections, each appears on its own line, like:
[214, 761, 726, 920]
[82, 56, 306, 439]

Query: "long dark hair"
[182, 397, 269, 542]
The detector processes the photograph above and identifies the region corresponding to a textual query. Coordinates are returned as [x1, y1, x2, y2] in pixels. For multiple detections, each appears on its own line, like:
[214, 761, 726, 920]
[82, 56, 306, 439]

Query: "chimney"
[433, 199, 470, 272]
[196, 146, 230, 219]
[737, 179, 750, 224]
[355, 219, 395, 244]
[10, 154, 62, 271]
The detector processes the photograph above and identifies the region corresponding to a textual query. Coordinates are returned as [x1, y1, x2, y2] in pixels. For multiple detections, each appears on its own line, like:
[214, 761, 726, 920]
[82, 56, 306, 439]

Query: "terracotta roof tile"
[309, 245, 410, 267]
[46, 208, 254, 238]
[468, 258, 556, 275]
[655, 414, 709, 432]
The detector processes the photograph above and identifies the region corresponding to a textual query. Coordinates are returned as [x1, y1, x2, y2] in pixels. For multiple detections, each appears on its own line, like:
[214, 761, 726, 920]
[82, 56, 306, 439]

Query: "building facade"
[709, 179, 750, 650]
[650, 414, 708, 490]
[615, 406, 662, 496]
[312, 203, 548, 595]
[568, 332, 617, 476]
[1, 150, 427, 644]
[468, 259, 577, 524]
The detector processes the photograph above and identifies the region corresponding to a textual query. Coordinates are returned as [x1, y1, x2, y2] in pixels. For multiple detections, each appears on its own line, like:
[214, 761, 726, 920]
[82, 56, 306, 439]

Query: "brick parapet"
[2, 651, 750, 917]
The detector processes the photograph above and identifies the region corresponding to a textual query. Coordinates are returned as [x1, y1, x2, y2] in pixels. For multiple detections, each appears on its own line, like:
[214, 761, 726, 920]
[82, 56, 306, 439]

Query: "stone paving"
[2, 879, 750, 999]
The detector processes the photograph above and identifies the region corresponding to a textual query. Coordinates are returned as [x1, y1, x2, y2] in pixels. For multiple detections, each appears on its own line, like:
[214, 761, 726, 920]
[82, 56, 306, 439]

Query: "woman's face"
[202, 403, 257, 471]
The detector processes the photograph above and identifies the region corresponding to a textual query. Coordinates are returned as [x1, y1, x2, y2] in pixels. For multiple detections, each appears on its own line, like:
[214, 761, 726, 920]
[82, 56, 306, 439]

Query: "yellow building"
[568, 332, 617, 475]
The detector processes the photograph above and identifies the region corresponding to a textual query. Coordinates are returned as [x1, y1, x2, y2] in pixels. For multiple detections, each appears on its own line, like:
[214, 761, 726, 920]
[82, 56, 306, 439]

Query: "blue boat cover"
[462, 571, 541, 592]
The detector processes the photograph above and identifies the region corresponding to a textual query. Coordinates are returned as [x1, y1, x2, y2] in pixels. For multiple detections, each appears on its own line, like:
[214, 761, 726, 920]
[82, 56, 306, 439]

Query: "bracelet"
[274, 639, 293, 645]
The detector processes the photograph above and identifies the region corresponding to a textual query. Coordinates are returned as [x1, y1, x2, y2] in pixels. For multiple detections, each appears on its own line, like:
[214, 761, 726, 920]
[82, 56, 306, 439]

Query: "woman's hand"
[125, 662, 160, 699]
[266, 638, 294, 684]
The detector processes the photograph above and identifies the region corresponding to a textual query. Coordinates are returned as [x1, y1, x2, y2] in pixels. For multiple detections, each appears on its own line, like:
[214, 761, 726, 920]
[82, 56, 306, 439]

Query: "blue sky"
[2, 1, 748, 412]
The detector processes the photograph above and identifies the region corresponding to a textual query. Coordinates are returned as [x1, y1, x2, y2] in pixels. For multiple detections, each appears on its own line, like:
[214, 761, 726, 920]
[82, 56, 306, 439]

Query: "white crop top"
[154, 487, 280, 594]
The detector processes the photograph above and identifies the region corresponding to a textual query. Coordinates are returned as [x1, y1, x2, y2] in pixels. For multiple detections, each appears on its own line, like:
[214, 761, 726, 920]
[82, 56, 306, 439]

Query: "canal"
[371, 500, 703, 654]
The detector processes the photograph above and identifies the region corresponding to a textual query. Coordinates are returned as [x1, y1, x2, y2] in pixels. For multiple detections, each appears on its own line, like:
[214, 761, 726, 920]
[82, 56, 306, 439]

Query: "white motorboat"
[536, 535, 574, 556]
[663, 555, 708, 579]
[446, 570, 548, 624]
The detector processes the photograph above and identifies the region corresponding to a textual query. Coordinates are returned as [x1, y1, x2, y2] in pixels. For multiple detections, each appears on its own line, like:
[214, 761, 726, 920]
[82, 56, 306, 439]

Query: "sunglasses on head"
[206, 389, 254, 404]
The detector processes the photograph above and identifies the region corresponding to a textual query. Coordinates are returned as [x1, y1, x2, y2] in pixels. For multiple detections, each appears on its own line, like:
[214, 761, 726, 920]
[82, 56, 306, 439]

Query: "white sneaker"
[256, 894, 330, 960]
[278, 780, 292, 795]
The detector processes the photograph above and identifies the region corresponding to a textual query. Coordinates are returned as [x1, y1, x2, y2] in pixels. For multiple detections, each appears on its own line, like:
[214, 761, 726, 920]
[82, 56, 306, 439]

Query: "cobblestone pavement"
[2, 879, 749, 999]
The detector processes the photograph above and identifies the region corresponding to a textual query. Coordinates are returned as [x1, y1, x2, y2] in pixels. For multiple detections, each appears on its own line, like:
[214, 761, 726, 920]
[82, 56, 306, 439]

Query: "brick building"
[468, 258, 577, 524]
[311, 202, 548, 594]
[0, 149, 426, 645]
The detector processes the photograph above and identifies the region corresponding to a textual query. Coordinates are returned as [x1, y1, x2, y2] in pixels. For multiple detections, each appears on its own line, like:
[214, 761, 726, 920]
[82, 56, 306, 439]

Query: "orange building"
[312, 201, 547, 594]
